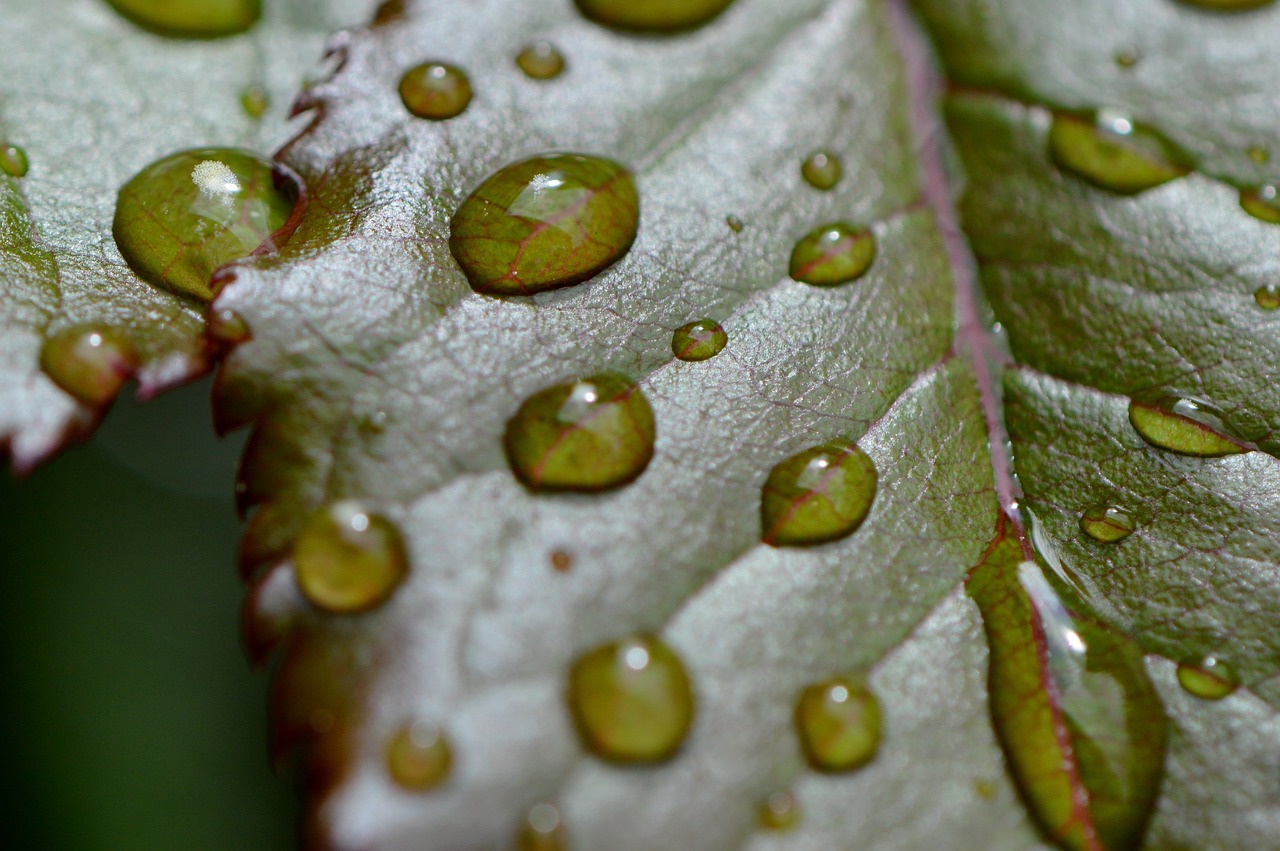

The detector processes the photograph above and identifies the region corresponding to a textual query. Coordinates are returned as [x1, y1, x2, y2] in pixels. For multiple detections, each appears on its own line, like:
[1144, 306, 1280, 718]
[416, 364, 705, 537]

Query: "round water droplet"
[1, 144, 29, 178]
[103, 0, 261, 38]
[1049, 111, 1190, 195]
[1128, 396, 1248, 457]
[519, 803, 567, 851]
[759, 790, 799, 831]
[240, 85, 269, 120]
[114, 148, 295, 303]
[449, 153, 639, 296]
[1079, 504, 1136, 543]
[1255, 285, 1280, 311]
[386, 721, 452, 791]
[1114, 49, 1140, 69]
[207, 308, 251, 346]
[671, 319, 727, 361]
[800, 150, 843, 191]
[761, 442, 877, 547]
[794, 677, 882, 773]
[1176, 656, 1239, 700]
[574, 0, 736, 32]
[788, 223, 876, 287]
[39, 325, 136, 405]
[516, 42, 566, 80]
[568, 634, 695, 763]
[504, 373, 655, 492]
[399, 62, 472, 120]
[292, 500, 409, 613]
[725, 214, 745, 232]
[1240, 185, 1280, 224]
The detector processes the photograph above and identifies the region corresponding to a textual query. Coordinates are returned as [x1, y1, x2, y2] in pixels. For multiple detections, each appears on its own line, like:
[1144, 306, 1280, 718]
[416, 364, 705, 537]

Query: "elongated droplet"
[1255, 285, 1280, 311]
[789, 223, 876, 287]
[399, 62, 472, 120]
[40, 325, 136, 405]
[574, 0, 736, 32]
[725, 214, 745, 232]
[761, 442, 877, 547]
[1176, 656, 1239, 700]
[1240, 185, 1280, 224]
[1079, 504, 1136, 543]
[671, 319, 727, 361]
[758, 791, 799, 831]
[519, 803, 567, 851]
[568, 635, 694, 763]
[293, 501, 409, 613]
[114, 148, 295, 302]
[1128, 396, 1248, 457]
[104, 0, 261, 38]
[1, 144, 29, 178]
[505, 373, 655, 492]
[387, 721, 452, 791]
[450, 153, 639, 296]
[794, 677, 882, 773]
[517, 42, 566, 80]
[1049, 111, 1190, 195]
[968, 530, 1167, 851]
[801, 151, 843, 191]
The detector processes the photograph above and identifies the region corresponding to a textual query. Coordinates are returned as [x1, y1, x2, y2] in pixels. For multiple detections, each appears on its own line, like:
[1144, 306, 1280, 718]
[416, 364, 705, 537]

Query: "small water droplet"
[574, 0, 736, 32]
[113, 148, 295, 302]
[240, 85, 269, 119]
[975, 779, 997, 800]
[39, 325, 136, 405]
[671, 319, 727, 362]
[292, 500, 409, 613]
[794, 677, 882, 773]
[550, 550, 573, 572]
[386, 720, 452, 791]
[1, 144, 29, 178]
[1240, 185, 1280, 224]
[449, 153, 639, 296]
[789, 223, 876, 287]
[1248, 145, 1270, 164]
[725, 214, 745, 232]
[359, 410, 390, 435]
[519, 803, 567, 851]
[761, 442, 877, 547]
[103, 0, 261, 38]
[1079, 504, 1136, 543]
[516, 41, 566, 80]
[207, 308, 251, 346]
[1255, 285, 1280, 310]
[399, 62, 472, 120]
[1176, 655, 1239, 700]
[758, 790, 799, 831]
[1114, 49, 1140, 69]
[568, 634, 694, 763]
[800, 150, 843, 191]
[505, 373, 655, 492]
[1128, 396, 1248, 457]
[1049, 110, 1190, 194]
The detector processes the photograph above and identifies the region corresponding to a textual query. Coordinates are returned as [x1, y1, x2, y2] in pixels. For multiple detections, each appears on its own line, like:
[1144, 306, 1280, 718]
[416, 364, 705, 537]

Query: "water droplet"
[1114, 49, 1140, 69]
[788, 223, 876, 287]
[399, 62, 472, 120]
[517, 42, 566, 80]
[449, 153, 639, 296]
[1255, 285, 1280, 310]
[359, 410, 390, 435]
[671, 319, 727, 362]
[504, 373, 655, 492]
[1240, 185, 1280, 224]
[1, 144, 29, 178]
[519, 803, 567, 851]
[39, 325, 136, 405]
[1049, 110, 1190, 195]
[1248, 145, 1270, 164]
[1079, 504, 1136, 543]
[1128, 396, 1248, 457]
[726, 214, 745, 232]
[113, 148, 295, 303]
[103, 0, 261, 38]
[574, 0, 736, 32]
[1176, 655, 1239, 700]
[758, 790, 799, 831]
[794, 677, 882, 773]
[386, 721, 452, 791]
[568, 634, 694, 763]
[240, 85, 269, 120]
[800, 150, 843, 191]
[550, 550, 573, 573]
[207, 308, 251, 346]
[292, 500, 409, 613]
[761, 442, 877, 547]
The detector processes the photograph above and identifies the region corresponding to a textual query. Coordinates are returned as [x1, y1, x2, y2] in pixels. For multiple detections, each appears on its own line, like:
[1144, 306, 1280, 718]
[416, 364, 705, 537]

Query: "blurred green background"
[0, 378, 295, 850]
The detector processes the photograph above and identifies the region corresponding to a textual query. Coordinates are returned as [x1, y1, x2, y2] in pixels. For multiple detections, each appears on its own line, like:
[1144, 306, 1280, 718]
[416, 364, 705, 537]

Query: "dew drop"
[568, 634, 694, 763]
[1049, 110, 1190, 195]
[399, 62, 472, 120]
[1, 144, 29, 178]
[504, 373, 655, 492]
[1114, 49, 1140, 69]
[1255, 285, 1280, 311]
[788, 223, 876, 287]
[292, 500, 409, 614]
[726, 214, 745, 233]
[39, 325, 136, 405]
[761, 442, 877, 547]
[386, 721, 452, 791]
[103, 0, 261, 38]
[1079, 504, 1136, 543]
[207, 308, 251, 346]
[1240, 185, 1280, 224]
[574, 0, 736, 33]
[671, 319, 727, 361]
[1128, 396, 1248, 457]
[449, 153, 639, 296]
[240, 85, 269, 120]
[517, 42, 566, 80]
[794, 677, 882, 773]
[758, 790, 799, 831]
[113, 148, 295, 303]
[1176, 656, 1239, 700]
[519, 803, 567, 851]
[800, 150, 843, 191]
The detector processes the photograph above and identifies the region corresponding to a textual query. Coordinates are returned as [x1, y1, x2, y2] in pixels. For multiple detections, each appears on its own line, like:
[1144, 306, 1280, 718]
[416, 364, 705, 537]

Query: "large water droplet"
[449, 153, 639, 296]
[292, 501, 409, 613]
[39, 325, 136, 405]
[1, 144, 29, 178]
[800, 150, 843, 191]
[103, 0, 261, 38]
[504, 373, 655, 492]
[1240, 185, 1280, 224]
[1049, 111, 1190, 195]
[1128, 396, 1248, 457]
[794, 677, 882, 773]
[386, 720, 452, 791]
[671, 319, 727, 361]
[568, 634, 694, 763]
[1255, 285, 1280, 311]
[574, 0, 736, 32]
[399, 62, 472, 120]
[761, 442, 877, 547]
[1176, 656, 1239, 700]
[758, 790, 799, 831]
[788, 223, 876, 287]
[1079, 504, 1136, 543]
[516, 42, 566, 80]
[519, 803, 567, 851]
[113, 148, 295, 303]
